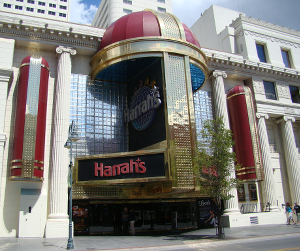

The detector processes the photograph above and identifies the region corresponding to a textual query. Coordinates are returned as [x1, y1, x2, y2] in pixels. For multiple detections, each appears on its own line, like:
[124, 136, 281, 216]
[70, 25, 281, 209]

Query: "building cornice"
[202, 48, 300, 83]
[230, 13, 300, 38]
[0, 11, 105, 49]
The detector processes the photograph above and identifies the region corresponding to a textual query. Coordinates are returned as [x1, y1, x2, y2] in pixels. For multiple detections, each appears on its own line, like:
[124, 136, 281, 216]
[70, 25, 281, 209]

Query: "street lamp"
[64, 120, 79, 250]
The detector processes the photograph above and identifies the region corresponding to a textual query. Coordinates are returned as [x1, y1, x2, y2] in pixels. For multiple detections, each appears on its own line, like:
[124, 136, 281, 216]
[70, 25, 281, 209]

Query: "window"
[289, 85, 300, 104]
[48, 10, 55, 15]
[60, 0, 67, 2]
[59, 12, 66, 17]
[49, 3, 56, 7]
[27, 0, 34, 3]
[38, 1, 45, 5]
[157, 7, 166, 12]
[38, 9, 45, 13]
[3, 3, 11, 8]
[15, 5, 22, 9]
[59, 5, 66, 9]
[26, 7, 34, 11]
[16, 0, 23, 2]
[123, 0, 132, 4]
[263, 81, 277, 100]
[158, 0, 165, 3]
[256, 43, 267, 63]
[281, 49, 291, 68]
[123, 8, 132, 14]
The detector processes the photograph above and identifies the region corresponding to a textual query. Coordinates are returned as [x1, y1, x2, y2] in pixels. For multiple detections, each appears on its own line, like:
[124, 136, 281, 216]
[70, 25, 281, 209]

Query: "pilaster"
[212, 70, 240, 215]
[256, 113, 279, 211]
[45, 46, 76, 238]
[277, 116, 300, 204]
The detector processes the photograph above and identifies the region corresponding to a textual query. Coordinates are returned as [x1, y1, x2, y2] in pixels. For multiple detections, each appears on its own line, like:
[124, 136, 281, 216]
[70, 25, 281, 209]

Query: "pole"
[67, 141, 74, 250]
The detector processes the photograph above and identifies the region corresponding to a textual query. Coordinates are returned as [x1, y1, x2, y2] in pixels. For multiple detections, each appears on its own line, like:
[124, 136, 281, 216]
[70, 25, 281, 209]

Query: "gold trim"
[10, 159, 23, 163]
[237, 171, 257, 175]
[75, 149, 169, 186]
[90, 37, 208, 81]
[9, 175, 43, 182]
[10, 165, 22, 169]
[33, 166, 44, 171]
[238, 166, 256, 171]
[20, 63, 49, 71]
[226, 92, 246, 100]
[172, 14, 186, 40]
[34, 160, 44, 164]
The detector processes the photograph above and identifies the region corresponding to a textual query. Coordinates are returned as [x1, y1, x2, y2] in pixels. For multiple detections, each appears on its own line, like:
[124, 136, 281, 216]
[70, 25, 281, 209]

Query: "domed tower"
[88, 10, 208, 195]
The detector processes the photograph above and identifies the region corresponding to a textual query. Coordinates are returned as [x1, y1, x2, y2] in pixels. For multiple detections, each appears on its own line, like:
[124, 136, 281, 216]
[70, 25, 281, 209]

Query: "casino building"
[0, 4, 298, 238]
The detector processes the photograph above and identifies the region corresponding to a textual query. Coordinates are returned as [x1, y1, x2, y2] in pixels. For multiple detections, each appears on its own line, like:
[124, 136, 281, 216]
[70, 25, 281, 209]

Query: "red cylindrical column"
[10, 55, 49, 181]
[227, 85, 263, 181]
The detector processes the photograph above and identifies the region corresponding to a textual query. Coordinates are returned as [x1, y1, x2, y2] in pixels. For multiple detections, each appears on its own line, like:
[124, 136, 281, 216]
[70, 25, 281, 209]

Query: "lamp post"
[64, 120, 79, 250]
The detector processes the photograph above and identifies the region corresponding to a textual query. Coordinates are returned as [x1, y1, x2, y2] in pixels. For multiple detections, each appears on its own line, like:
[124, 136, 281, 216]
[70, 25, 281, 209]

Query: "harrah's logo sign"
[95, 158, 146, 177]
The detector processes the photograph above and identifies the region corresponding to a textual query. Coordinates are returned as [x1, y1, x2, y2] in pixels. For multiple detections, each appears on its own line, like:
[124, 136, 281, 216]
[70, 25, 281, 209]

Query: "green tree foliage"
[194, 117, 239, 239]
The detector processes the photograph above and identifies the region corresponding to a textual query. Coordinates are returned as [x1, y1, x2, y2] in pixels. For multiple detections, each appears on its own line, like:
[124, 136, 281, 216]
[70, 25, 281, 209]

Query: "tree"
[194, 117, 238, 239]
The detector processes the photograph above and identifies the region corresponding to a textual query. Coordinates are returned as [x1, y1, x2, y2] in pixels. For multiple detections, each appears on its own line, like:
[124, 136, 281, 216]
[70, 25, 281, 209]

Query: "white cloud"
[70, 0, 98, 24]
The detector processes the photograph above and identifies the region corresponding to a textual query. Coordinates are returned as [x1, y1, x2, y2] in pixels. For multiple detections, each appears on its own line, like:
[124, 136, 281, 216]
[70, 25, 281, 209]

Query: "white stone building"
[191, 5, 300, 226]
[92, 0, 173, 28]
[0, 0, 70, 21]
[0, 4, 299, 239]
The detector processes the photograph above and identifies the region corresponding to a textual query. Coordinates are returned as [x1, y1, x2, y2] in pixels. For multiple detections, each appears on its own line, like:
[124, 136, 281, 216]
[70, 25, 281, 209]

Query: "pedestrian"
[122, 207, 129, 234]
[286, 202, 295, 225]
[129, 209, 136, 235]
[294, 202, 300, 226]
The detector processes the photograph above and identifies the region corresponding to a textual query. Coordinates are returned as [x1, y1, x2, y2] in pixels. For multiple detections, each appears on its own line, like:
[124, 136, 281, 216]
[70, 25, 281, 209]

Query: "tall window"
[281, 49, 291, 68]
[3, 3, 11, 7]
[193, 90, 214, 154]
[256, 43, 267, 63]
[289, 85, 300, 104]
[69, 74, 128, 157]
[263, 81, 277, 100]
[26, 7, 34, 11]
[38, 9, 45, 13]
[15, 5, 23, 9]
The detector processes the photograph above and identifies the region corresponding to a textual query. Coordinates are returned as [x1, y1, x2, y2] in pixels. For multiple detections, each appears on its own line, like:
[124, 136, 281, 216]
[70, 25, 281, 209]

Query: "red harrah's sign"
[95, 158, 146, 177]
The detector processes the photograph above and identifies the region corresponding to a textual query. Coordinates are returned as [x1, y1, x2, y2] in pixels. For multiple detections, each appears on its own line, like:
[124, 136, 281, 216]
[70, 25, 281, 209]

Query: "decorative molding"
[212, 70, 227, 78]
[56, 46, 76, 56]
[231, 13, 300, 38]
[252, 80, 265, 94]
[236, 30, 300, 48]
[256, 113, 269, 120]
[284, 107, 296, 115]
[277, 84, 290, 99]
[203, 48, 300, 83]
[276, 116, 296, 124]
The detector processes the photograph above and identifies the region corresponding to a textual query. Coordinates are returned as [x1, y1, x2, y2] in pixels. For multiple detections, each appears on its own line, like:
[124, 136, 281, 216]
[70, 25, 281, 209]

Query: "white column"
[45, 46, 76, 238]
[256, 113, 279, 211]
[212, 70, 240, 215]
[277, 116, 300, 204]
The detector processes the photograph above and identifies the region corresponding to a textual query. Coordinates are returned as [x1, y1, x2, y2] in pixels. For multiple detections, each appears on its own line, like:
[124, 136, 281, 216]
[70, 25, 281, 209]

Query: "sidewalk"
[0, 224, 300, 251]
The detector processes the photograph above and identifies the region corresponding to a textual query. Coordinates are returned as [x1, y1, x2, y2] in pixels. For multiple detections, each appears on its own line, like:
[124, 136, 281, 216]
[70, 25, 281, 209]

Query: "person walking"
[286, 202, 295, 225]
[294, 202, 300, 225]
[122, 207, 129, 234]
[129, 209, 136, 235]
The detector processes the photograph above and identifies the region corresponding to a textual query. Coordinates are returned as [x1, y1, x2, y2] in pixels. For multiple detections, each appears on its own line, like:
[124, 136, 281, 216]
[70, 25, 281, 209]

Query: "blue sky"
[69, 0, 300, 31]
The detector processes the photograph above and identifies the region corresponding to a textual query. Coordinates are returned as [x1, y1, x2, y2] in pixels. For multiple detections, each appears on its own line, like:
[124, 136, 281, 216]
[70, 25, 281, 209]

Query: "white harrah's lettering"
[95, 158, 146, 177]
[124, 89, 161, 123]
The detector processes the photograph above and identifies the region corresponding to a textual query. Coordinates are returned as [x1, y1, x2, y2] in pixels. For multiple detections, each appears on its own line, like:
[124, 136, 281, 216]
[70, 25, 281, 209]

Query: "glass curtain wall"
[193, 90, 214, 152]
[69, 74, 128, 158]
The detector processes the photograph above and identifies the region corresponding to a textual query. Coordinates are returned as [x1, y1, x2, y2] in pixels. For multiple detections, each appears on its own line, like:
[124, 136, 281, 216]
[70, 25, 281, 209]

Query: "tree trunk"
[217, 215, 223, 239]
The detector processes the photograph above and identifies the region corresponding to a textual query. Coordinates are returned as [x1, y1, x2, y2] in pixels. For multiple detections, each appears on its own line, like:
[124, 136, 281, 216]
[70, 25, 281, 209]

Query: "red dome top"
[99, 11, 201, 50]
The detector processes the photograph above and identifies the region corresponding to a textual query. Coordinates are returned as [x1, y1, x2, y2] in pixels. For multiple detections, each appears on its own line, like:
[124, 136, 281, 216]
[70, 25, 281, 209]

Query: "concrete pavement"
[0, 224, 300, 251]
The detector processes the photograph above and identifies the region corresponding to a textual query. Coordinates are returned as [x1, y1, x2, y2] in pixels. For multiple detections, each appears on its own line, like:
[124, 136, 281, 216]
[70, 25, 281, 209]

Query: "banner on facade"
[75, 149, 167, 185]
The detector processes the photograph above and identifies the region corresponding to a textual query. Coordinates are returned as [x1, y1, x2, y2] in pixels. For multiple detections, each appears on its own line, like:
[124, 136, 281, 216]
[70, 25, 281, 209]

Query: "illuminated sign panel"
[76, 150, 166, 183]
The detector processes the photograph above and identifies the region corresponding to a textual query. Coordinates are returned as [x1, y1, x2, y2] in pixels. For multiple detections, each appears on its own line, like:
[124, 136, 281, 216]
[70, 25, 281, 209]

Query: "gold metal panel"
[22, 56, 42, 179]
[244, 86, 264, 180]
[90, 37, 208, 81]
[74, 148, 170, 186]
[164, 53, 194, 188]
